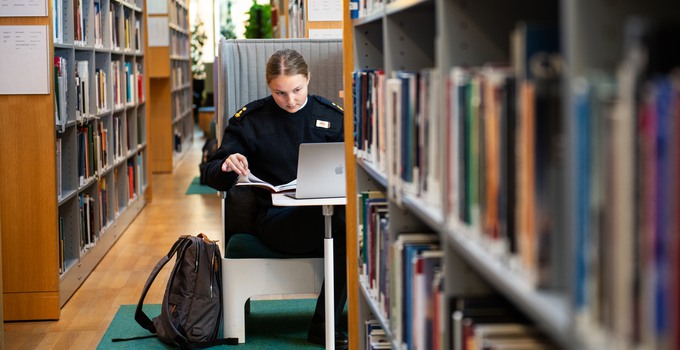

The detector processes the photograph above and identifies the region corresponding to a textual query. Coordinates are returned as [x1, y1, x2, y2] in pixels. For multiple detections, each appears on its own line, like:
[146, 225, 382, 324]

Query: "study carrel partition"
[214, 38, 344, 343]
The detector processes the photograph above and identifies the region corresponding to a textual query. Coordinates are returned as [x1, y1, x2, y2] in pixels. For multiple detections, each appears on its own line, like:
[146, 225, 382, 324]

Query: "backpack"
[116, 233, 237, 349]
[199, 138, 219, 185]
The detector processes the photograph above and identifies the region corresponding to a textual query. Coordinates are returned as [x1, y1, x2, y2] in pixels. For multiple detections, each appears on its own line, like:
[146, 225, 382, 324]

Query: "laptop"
[287, 142, 346, 199]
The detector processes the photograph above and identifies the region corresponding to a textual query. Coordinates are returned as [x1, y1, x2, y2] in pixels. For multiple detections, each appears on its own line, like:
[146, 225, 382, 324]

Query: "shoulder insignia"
[233, 106, 246, 119]
[313, 95, 344, 113]
[233, 99, 265, 119]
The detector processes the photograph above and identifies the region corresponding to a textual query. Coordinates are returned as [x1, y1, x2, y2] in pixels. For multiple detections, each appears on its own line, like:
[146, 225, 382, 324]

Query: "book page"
[236, 173, 296, 192]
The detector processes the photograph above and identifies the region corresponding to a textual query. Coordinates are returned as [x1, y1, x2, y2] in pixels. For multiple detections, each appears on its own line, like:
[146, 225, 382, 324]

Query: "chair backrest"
[215, 38, 344, 144]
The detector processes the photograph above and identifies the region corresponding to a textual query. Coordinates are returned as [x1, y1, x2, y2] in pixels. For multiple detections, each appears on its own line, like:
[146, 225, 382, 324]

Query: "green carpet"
[185, 176, 218, 195]
[98, 299, 342, 349]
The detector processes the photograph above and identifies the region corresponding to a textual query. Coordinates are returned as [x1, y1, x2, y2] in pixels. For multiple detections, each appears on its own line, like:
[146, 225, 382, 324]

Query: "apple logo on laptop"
[334, 165, 344, 175]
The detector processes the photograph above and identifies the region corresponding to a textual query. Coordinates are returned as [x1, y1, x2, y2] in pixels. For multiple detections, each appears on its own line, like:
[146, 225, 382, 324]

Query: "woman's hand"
[222, 153, 249, 175]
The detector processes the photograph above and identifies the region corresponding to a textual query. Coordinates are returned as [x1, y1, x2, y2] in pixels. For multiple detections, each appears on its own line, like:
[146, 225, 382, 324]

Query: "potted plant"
[220, 0, 238, 40]
[191, 19, 208, 114]
[244, 0, 273, 39]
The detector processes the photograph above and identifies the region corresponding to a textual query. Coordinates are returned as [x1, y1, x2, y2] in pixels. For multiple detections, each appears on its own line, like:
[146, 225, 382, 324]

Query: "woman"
[203, 48, 347, 348]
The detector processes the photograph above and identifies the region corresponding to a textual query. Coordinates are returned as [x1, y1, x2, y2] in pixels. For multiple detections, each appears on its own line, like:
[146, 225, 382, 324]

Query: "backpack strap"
[180, 337, 238, 349]
[134, 236, 191, 333]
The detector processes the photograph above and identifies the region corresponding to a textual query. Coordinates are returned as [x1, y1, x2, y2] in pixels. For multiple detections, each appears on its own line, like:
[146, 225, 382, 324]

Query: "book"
[412, 249, 444, 350]
[236, 172, 296, 192]
[391, 233, 438, 347]
[450, 294, 530, 350]
[402, 241, 439, 348]
[385, 78, 403, 204]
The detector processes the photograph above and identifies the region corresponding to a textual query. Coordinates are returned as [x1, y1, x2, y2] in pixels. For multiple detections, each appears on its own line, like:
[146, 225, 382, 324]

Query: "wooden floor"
[4, 128, 224, 349]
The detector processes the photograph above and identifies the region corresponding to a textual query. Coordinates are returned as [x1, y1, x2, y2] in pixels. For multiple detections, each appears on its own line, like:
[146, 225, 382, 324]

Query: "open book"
[236, 172, 297, 192]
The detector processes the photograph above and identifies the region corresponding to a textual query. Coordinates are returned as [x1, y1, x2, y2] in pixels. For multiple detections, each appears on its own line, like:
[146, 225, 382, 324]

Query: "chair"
[215, 38, 344, 343]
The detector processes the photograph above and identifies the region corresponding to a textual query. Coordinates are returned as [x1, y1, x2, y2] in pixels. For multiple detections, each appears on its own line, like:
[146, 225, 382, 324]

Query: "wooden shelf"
[0, 0, 149, 320]
[147, 0, 192, 173]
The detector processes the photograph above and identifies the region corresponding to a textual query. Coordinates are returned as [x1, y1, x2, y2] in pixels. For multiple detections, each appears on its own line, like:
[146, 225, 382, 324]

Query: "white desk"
[271, 193, 347, 350]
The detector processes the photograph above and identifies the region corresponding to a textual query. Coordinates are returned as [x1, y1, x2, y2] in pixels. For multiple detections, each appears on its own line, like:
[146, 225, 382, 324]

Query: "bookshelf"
[148, 0, 192, 173]
[0, 0, 149, 321]
[0, 211, 4, 341]
[278, 0, 342, 39]
[343, 0, 680, 349]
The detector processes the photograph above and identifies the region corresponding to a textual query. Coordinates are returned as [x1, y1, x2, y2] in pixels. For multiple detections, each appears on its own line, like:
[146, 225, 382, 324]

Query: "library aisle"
[4, 127, 221, 349]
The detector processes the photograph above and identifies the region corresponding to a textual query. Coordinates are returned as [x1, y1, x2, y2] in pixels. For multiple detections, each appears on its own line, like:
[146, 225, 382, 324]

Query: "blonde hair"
[266, 49, 309, 83]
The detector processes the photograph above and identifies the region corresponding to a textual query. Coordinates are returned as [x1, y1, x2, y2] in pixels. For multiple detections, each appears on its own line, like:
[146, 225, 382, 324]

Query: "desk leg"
[322, 204, 334, 350]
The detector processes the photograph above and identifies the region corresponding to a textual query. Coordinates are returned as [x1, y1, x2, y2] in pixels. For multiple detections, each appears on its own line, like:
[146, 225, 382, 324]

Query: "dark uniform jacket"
[203, 94, 344, 210]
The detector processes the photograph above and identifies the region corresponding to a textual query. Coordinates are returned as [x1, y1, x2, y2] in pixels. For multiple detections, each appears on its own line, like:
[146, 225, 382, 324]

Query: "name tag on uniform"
[316, 120, 330, 128]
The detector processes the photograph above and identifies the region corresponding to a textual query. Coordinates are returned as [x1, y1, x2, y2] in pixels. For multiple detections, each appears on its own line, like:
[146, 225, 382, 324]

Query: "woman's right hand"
[221, 153, 249, 175]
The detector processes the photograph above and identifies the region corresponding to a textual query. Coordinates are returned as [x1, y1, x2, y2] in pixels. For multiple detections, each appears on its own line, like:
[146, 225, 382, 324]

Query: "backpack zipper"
[209, 242, 216, 297]
[194, 240, 200, 272]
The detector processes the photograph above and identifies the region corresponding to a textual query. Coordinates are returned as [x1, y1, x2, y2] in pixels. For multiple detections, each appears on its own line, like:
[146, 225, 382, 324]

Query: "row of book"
[288, 0, 306, 39]
[57, 153, 142, 275]
[352, 22, 562, 290]
[53, 0, 64, 43]
[354, 16, 680, 349]
[57, 139, 64, 199]
[123, 15, 142, 52]
[357, 191, 443, 350]
[94, 67, 108, 112]
[58, 216, 66, 273]
[446, 56, 563, 290]
[79, 192, 99, 251]
[173, 129, 184, 153]
[74, 0, 85, 45]
[98, 178, 110, 231]
[55, 122, 112, 200]
[353, 68, 443, 209]
[93, 0, 104, 48]
[350, 0, 384, 19]
[77, 122, 108, 186]
[55, 56, 68, 131]
[571, 19, 680, 350]
[100, 1, 141, 51]
[59, 116, 130, 194]
[172, 64, 190, 90]
[171, 34, 190, 58]
[54, 0, 142, 52]
[450, 295, 556, 350]
[75, 60, 90, 121]
[54, 57, 144, 129]
[365, 320, 392, 349]
[113, 60, 144, 108]
[358, 189, 558, 350]
[173, 90, 192, 119]
[169, 0, 189, 30]
[56, 156, 110, 273]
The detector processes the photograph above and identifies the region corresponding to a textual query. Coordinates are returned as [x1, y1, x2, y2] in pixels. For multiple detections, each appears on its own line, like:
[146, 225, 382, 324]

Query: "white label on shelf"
[0, 25, 49, 94]
[0, 0, 47, 17]
[147, 0, 168, 15]
[307, 0, 342, 22]
[308, 28, 342, 39]
[147, 17, 169, 47]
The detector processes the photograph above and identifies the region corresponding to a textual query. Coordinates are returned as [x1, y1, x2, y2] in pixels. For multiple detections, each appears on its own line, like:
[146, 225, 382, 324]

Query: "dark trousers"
[256, 205, 347, 325]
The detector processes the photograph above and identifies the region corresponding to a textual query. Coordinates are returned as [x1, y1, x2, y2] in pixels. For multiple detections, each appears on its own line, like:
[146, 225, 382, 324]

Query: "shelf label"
[0, 0, 47, 17]
[307, 0, 342, 22]
[148, 17, 169, 47]
[0, 25, 49, 95]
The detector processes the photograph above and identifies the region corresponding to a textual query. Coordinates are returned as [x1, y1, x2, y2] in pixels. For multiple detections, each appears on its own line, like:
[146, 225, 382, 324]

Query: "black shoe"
[307, 322, 349, 350]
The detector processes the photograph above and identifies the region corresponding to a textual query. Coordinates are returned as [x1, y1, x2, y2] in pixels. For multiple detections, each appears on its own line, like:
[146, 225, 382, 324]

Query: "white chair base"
[221, 256, 324, 343]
